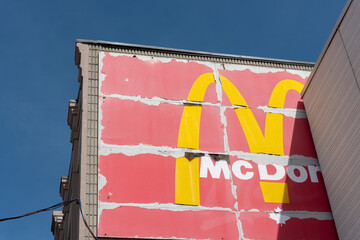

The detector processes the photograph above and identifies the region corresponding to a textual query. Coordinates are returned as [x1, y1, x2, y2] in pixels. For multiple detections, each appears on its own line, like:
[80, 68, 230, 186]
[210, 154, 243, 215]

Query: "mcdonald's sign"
[97, 52, 338, 239]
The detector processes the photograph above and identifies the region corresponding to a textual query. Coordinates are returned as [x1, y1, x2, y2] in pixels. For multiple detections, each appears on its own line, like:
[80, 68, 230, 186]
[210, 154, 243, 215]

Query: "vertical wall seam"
[338, 29, 360, 93]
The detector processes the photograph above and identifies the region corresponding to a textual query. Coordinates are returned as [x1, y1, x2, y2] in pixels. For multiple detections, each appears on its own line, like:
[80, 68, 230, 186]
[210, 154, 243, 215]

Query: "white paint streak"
[279, 211, 333, 220]
[220, 107, 230, 152]
[98, 200, 118, 223]
[99, 52, 106, 87]
[105, 93, 310, 119]
[227, 166, 239, 216]
[103, 94, 221, 107]
[98, 173, 107, 192]
[106, 94, 161, 106]
[194, 60, 215, 71]
[213, 64, 222, 102]
[229, 151, 319, 166]
[236, 213, 243, 240]
[100, 200, 333, 221]
[98, 198, 332, 237]
[286, 69, 311, 79]
[229, 176, 238, 202]
[99, 142, 185, 158]
[239, 209, 261, 212]
[218, 63, 312, 79]
[257, 105, 307, 118]
[267, 207, 333, 225]
[99, 52, 106, 170]
[237, 212, 249, 240]
[108, 52, 216, 71]
[269, 212, 291, 225]
[107, 52, 167, 63]
[99, 202, 234, 213]
[99, 142, 319, 166]
[221, 63, 284, 74]
[220, 100, 238, 223]
[136, 55, 170, 63]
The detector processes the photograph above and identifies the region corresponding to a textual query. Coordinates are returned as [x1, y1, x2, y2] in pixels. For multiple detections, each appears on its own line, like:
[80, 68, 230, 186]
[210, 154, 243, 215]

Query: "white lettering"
[200, 158, 322, 184]
[308, 165, 321, 183]
[232, 160, 254, 180]
[258, 164, 286, 181]
[287, 166, 308, 183]
[200, 157, 230, 179]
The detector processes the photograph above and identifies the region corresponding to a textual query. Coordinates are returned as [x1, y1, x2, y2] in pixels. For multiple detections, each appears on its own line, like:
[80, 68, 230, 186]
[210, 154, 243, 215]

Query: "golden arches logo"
[175, 73, 304, 205]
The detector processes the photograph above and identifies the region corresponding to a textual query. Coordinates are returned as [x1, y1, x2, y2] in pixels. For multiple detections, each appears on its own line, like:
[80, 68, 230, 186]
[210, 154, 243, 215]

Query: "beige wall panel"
[303, 32, 360, 240]
[339, 0, 360, 83]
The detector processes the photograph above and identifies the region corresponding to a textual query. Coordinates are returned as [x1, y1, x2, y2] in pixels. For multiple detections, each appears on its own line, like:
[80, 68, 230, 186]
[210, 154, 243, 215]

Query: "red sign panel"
[97, 52, 338, 239]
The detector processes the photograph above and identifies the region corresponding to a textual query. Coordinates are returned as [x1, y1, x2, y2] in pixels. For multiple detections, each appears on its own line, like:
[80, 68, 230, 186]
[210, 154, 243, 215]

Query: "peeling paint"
[239, 209, 261, 213]
[99, 201, 332, 220]
[98, 142, 319, 166]
[96, 51, 336, 239]
[102, 93, 221, 107]
[109, 52, 186, 64]
[107, 51, 216, 71]
[99, 51, 106, 84]
[98, 173, 107, 191]
[229, 151, 319, 166]
[229, 174, 238, 202]
[101, 93, 306, 119]
[99, 201, 234, 213]
[269, 213, 291, 225]
[216, 63, 311, 80]
[286, 69, 311, 79]
[98, 142, 185, 158]
[276, 211, 333, 220]
[268, 210, 333, 225]
[219, 63, 285, 74]
[213, 64, 222, 103]
[257, 105, 307, 118]
[220, 107, 230, 152]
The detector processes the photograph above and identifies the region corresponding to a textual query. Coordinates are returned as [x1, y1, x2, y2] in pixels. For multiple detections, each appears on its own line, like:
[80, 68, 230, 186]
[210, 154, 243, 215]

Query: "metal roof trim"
[76, 39, 314, 67]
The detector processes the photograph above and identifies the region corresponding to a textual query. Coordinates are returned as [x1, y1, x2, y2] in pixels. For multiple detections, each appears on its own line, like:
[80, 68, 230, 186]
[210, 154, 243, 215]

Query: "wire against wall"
[0, 198, 98, 240]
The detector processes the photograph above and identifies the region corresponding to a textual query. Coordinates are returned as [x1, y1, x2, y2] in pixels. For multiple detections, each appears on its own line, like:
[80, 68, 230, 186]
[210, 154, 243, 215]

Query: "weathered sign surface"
[98, 52, 338, 239]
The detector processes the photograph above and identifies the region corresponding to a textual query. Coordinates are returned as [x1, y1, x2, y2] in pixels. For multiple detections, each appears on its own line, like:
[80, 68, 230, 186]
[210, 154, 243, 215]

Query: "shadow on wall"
[276, 101, 338, 240]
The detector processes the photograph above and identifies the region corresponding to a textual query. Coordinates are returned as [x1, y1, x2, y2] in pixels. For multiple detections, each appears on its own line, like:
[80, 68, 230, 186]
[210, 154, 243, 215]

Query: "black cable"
[0, 198, 98, 240]
[0, 199, 77, 222]
[77, 199, 98, 240]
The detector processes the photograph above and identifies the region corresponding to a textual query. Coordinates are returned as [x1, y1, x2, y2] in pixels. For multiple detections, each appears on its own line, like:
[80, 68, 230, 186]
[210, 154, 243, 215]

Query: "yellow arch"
[175, 73, 304, 205]
[221, 76, 303, 155]
[175, 73, 215, 205]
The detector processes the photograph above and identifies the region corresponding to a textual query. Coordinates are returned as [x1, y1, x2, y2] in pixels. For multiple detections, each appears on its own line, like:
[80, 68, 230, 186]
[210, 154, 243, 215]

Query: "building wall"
[58, 40, 339, 239]
[302, 0, 360, 239]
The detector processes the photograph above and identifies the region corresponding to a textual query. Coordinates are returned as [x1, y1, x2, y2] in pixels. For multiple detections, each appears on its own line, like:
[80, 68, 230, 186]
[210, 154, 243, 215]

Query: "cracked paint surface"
[97, 52, 338, 239]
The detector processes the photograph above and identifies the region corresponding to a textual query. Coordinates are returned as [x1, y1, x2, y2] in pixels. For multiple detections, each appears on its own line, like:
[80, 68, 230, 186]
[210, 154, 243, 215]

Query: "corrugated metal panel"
[303, 14, 360, 239]
[301, 0, 353, 96]
[339, 0, 360, 86]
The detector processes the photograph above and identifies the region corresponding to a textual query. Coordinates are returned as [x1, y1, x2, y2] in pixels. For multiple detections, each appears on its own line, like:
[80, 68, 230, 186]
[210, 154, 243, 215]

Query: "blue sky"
[0, 0, 346, 239]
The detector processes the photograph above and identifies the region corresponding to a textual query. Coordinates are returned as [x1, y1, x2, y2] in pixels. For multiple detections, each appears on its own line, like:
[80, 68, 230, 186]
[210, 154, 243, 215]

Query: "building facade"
[51, 39, 341, 239]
